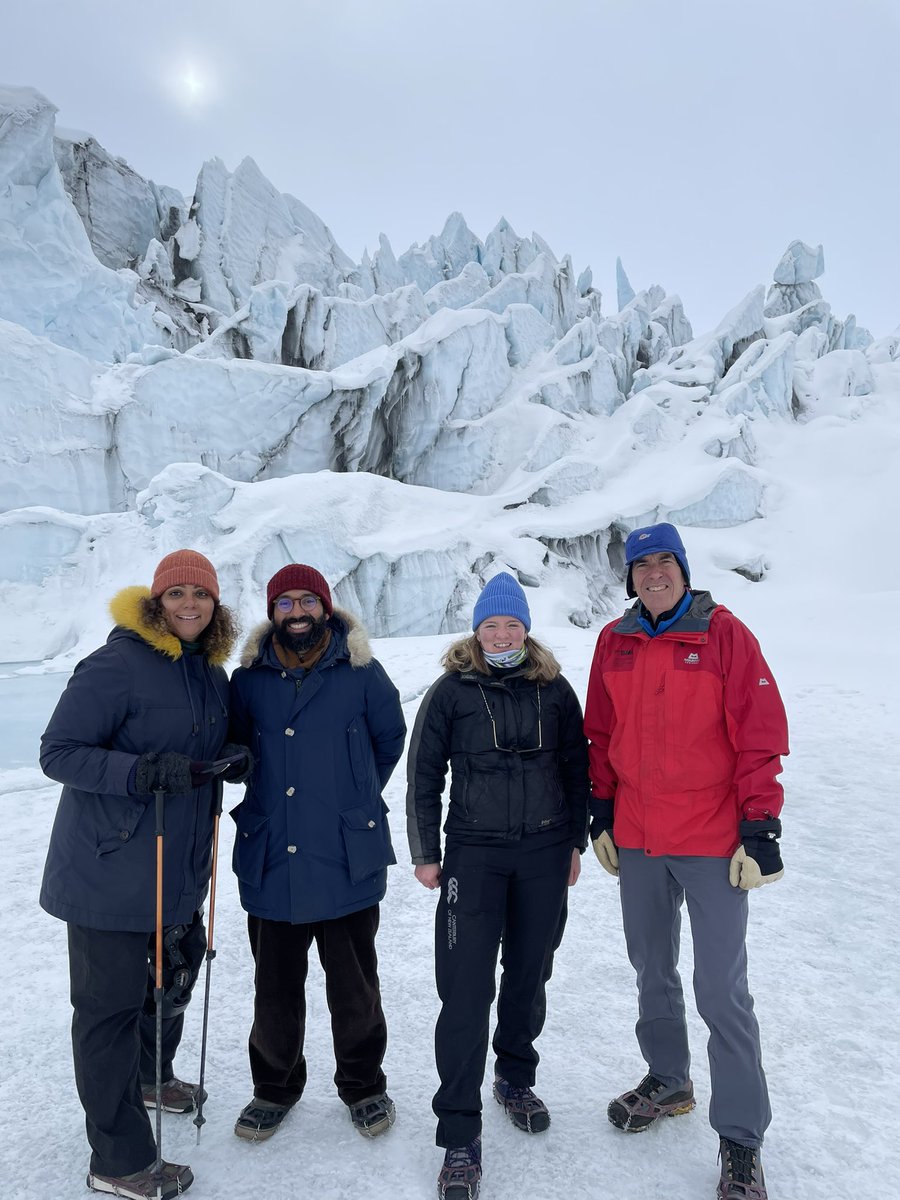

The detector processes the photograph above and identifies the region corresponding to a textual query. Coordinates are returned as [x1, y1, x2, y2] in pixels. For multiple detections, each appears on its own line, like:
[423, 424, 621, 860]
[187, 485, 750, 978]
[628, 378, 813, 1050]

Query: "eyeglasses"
[477, 684, 542, 753]
[275, 595, 320, 613]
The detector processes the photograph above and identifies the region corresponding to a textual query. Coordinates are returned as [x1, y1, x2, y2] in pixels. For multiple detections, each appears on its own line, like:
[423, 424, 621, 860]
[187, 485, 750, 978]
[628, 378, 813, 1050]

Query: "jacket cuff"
[589, 797, 614, 828]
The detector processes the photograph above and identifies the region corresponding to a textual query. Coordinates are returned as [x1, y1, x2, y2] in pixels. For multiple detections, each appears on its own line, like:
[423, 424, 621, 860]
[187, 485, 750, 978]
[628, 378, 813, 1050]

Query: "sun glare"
[183, 70, 205, 100]
[163, 60, 216, 112]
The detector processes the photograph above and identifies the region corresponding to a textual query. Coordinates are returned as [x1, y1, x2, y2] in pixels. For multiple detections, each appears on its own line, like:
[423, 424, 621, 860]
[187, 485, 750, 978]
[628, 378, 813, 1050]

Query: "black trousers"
[246, 904, 388, 1107]
[432, 834, 571, 1148]
[67, 915, 206, 1176]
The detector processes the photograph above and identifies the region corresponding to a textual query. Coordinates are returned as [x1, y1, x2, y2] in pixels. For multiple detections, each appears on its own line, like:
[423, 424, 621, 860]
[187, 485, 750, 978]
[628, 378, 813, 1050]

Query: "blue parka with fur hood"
[228, 609, 406, 924]
[39, 587, 232, 932]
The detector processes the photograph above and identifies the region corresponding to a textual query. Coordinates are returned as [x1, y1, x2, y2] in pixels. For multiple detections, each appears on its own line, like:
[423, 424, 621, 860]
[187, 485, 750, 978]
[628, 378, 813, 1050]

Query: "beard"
[275, 611, 328, 656]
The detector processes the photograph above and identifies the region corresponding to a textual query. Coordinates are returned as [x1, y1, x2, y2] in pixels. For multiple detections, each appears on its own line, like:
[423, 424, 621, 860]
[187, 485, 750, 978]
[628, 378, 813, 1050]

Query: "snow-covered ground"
[2, 390, 897, 1199]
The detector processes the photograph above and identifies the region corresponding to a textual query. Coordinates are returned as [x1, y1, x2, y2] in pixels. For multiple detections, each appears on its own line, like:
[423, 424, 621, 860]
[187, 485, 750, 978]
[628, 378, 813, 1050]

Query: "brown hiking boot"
[141, 1078, 207, 1114]
[87, 1161, 193, 1198]
[717, 1137, 767, 1199]
[608, 1072, 695, 1132]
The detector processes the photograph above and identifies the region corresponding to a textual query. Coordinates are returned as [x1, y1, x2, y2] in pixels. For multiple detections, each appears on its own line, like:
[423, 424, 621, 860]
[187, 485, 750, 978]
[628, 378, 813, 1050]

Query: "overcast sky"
[4, 0, 898, 336]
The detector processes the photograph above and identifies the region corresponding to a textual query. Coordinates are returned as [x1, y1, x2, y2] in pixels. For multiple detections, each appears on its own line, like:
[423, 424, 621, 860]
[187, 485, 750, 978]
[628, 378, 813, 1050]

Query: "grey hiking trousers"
[618, 849, 771, 1147]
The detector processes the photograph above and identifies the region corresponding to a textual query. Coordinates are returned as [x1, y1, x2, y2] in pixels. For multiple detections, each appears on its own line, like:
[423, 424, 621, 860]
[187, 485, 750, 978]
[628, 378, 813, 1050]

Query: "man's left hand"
[729, 819, 784, 889]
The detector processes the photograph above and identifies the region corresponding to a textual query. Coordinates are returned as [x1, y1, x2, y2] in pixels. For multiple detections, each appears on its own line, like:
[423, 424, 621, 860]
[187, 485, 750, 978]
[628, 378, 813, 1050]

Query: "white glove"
[591, 829, 619, 877]
[728, 845, 784, 890]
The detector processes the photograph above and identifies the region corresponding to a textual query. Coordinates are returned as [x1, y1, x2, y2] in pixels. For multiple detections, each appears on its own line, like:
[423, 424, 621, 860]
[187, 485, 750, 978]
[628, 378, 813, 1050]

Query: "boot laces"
[721, 1139, 759, 1185]
[503, 1083, 543, 1111]
[443, 1140, 480, 1175]
[636, 1073, 666, 1098]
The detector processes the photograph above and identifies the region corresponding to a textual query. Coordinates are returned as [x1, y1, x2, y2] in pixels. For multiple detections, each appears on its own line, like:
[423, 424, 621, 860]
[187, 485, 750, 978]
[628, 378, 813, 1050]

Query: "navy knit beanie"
[624, 523, 690, 598]
[472, 572, 531, 632]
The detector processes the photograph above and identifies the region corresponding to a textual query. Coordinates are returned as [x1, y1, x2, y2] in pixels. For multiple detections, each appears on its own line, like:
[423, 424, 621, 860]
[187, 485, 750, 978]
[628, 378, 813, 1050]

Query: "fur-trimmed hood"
[239, 607, 373, 670]
[108, 586, 234, 666]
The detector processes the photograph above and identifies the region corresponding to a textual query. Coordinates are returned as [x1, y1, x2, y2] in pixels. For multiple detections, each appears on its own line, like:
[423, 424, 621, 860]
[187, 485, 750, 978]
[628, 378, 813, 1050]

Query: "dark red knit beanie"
[266, 564, 333, 618]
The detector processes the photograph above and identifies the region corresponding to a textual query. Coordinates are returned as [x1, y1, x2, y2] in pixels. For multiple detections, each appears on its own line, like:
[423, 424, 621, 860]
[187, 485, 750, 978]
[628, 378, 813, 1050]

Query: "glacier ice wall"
[0, 85, 896, 663]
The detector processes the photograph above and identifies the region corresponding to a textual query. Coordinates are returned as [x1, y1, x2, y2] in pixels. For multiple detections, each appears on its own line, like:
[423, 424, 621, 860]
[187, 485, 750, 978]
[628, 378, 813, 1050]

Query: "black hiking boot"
[349, 1092, 396, 1137]
[437, 1136, 482, 1200]
[493, 1076, 550, 1133]
[608, 1072, 695, 1132]
[717, 1137, 767, 1199]
[233, 1097, 294, 1141]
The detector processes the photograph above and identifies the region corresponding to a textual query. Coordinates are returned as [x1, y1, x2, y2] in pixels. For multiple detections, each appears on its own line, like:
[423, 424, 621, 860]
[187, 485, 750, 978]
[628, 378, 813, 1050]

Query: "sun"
[182, 69, 205, 101]
[163, 60, 216, 112]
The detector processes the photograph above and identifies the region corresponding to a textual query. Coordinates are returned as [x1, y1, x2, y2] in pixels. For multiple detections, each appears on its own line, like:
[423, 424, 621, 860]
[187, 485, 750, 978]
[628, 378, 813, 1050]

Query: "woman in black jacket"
[40, 550, 246, 1200]
[407, 573, 590, 1200]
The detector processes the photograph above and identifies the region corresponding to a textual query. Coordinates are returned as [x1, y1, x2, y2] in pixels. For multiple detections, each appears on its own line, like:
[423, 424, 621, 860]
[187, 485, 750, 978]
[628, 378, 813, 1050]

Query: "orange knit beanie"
[150, 550, 220, 602]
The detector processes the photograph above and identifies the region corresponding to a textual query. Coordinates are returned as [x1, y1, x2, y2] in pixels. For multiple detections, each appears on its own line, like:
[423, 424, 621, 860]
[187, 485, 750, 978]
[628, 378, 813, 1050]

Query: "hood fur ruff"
[108, 586, 233, 666]
[240, 607, 372, 670]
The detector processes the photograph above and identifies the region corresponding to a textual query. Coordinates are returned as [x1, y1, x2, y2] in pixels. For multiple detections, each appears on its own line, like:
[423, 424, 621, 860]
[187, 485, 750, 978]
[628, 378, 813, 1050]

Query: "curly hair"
[140, 595, 238, 662]
[441, 633, 561, 683]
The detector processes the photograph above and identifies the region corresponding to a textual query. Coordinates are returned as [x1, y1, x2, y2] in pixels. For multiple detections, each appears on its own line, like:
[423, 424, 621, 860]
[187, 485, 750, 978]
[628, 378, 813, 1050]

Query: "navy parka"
[228, 609, 406, 925]
[39, 586, 231, 932]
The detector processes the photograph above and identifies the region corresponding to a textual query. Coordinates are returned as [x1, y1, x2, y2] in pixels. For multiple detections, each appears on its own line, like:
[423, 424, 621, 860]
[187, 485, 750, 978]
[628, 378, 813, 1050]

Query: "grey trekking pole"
[152, 786, 166, 1200]
[193, 775, 224, 1142]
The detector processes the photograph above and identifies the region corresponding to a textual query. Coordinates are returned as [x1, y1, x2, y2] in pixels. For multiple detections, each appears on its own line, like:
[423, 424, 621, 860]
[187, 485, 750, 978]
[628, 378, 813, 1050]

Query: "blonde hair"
[441, 633, 561, 683]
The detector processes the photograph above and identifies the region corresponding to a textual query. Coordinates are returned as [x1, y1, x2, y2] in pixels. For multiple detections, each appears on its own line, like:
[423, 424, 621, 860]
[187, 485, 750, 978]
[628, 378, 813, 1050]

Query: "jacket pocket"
[339, 802, 396, 885]
[230, 801, 268, 891]
[347, 721, 373, 790]
[96, 801, 147, 856]
[453, 760, 510, 833]
[522, 766, 568, 833]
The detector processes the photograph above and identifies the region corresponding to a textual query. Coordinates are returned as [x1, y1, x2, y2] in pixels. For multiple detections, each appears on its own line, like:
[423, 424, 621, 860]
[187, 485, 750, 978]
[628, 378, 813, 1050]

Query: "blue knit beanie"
[624, 523, 690, 598]
[472, 572, 532, 632]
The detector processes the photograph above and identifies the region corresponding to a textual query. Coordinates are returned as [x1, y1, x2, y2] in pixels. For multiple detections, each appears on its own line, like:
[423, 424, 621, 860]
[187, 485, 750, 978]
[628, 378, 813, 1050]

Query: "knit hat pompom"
[151, 550, 220, 602]
[266, 564, 334, 618]
[472, 571, 531, 632]
[624, 522, 690, 598]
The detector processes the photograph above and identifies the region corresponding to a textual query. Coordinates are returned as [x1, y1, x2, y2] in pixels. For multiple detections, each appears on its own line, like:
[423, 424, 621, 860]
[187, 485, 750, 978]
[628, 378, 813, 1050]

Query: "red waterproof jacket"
[584, 591, 788, 857]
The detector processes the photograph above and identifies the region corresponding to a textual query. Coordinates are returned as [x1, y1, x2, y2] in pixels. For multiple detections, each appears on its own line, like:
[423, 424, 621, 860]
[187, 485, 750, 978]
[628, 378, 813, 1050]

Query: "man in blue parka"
[229, 563, 406, 1143]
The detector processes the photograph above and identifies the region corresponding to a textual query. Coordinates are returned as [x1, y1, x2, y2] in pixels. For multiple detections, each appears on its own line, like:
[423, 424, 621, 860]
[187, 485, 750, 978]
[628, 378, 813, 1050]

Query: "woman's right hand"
[414, 863, 442, 890]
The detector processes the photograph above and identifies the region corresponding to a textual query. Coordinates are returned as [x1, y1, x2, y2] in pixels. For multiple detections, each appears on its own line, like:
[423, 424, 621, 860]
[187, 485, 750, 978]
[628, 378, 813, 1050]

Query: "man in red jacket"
[584, 523, 788, 1200]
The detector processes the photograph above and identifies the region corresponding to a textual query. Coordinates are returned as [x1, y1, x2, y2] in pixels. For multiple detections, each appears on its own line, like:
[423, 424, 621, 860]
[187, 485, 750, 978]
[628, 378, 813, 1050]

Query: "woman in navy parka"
[39, 550, 245, 1200]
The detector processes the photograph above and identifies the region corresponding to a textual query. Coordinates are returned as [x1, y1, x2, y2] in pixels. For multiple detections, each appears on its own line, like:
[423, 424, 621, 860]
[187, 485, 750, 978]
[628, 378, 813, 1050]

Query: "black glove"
[218, 743, 254, 784]
[134, 751, 194, 796]
[729, 818, 784, 889]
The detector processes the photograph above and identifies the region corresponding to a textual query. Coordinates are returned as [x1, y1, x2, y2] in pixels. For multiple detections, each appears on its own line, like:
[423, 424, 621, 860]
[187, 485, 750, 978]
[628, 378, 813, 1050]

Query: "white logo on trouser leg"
[445, 877, 459, 950]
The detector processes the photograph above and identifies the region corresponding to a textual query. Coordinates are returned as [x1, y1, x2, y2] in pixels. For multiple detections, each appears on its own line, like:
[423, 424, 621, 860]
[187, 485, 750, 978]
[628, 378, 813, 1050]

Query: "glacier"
[0, 84, 897, 664]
